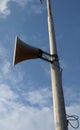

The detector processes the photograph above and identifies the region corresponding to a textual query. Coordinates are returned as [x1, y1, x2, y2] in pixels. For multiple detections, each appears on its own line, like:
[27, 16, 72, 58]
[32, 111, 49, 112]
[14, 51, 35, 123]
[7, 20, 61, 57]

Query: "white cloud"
[66, 105, 80, 130]
[0, 85, 54, 130]
[0, 84, 18, 102]
[0, 60, 79, 130]
[0, 60, 25, 85]
[0, 0, 10, 18]
[0, 84, 79, 130]
[0, 0, 45, 18]
[0, 83, 19, 118]
[0, 0, 31, 18]
[64, 86, 80, 106]
[66, 105, 80, 116]
[0, 43, 25, 85]
[0, 106, 54, 130]
[2, 61, 11, 74]
[25, 88, 52, 106]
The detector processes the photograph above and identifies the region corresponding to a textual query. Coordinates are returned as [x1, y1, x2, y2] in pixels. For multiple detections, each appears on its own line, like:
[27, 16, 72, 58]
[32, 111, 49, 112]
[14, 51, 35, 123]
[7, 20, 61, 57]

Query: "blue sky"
[0, 0, 80, 130]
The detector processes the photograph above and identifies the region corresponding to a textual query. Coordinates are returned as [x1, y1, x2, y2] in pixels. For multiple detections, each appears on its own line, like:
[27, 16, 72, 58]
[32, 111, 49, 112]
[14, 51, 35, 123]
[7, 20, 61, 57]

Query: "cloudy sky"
[0, 0, 80, 130]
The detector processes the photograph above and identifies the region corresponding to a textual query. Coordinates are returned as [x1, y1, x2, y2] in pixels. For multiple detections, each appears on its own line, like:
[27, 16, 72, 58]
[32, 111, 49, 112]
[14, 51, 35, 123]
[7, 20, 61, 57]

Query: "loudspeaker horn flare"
[13, 36, 43, 65]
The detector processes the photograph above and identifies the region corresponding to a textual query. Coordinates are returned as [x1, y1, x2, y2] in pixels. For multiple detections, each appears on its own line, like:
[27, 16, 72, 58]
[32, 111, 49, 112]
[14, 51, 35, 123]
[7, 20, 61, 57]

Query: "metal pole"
[46, 0, 68, 130]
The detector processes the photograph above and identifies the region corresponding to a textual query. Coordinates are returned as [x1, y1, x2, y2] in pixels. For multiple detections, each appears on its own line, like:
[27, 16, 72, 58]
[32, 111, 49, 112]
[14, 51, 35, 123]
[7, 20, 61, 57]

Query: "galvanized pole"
[46, 0, 68, 130]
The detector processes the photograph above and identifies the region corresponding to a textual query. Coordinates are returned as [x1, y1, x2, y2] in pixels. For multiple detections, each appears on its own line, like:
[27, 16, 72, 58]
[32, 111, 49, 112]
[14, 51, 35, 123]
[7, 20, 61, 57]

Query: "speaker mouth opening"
[13, 36, 18, 66]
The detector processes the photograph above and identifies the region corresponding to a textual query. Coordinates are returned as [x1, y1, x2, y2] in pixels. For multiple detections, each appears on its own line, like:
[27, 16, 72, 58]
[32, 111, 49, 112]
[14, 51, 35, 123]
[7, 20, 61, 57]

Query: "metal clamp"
[51, 54, 59, 63]
[38, 49, 59, 64]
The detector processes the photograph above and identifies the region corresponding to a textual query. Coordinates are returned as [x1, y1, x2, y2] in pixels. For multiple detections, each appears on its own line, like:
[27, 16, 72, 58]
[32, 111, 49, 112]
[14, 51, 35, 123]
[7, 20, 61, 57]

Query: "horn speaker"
[13, 36, 43, 65]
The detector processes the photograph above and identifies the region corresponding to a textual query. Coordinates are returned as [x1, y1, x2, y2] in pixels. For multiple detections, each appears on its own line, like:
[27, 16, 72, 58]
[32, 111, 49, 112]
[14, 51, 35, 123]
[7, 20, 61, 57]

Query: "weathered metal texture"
[46, 0, 68, 130]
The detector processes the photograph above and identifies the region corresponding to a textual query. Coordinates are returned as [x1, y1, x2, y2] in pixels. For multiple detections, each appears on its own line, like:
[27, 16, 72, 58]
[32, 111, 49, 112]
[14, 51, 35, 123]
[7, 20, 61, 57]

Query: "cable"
[67, 114, 79, 129]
